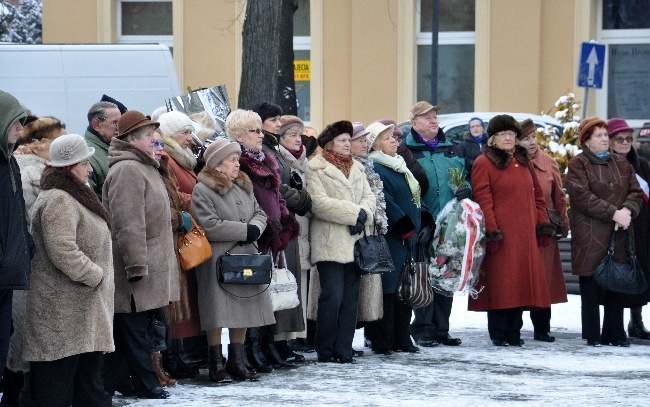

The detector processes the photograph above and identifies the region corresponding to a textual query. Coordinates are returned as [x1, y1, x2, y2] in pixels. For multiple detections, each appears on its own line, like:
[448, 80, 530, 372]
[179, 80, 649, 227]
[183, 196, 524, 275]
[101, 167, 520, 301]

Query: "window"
[118, 0, 173, 49]
[416, 0, 475, 113]
[293, 0, 310, 123]
[598, 0, 650, 125]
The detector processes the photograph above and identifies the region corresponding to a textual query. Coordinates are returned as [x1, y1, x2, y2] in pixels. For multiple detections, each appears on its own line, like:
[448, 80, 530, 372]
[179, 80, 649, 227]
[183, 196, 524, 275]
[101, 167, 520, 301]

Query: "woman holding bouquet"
[469, 114, 553, 347]
[363, 122, 434, 354]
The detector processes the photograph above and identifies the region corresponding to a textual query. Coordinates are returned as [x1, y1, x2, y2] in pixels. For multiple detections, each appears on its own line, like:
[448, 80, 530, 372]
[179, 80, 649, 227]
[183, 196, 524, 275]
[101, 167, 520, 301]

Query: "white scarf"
[369, 150, 421, 207]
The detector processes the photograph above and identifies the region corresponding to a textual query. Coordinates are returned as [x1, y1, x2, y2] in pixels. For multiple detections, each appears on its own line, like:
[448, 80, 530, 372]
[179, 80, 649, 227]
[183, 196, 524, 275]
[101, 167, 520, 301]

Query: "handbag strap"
[218, 280, 270, 300]
[608, 230, 637, 258]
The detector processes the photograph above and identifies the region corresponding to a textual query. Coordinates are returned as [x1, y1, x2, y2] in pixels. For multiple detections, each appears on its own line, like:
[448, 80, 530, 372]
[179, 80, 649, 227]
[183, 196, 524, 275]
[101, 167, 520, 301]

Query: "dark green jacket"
[84, 128, 110, 200]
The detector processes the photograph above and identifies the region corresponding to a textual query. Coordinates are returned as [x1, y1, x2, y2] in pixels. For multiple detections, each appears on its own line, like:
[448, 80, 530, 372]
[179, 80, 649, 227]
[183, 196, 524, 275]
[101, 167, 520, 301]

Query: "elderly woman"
[306, 120, 376, 363]
[566, 117, 643, 347]
[363, 121, 433, 354]
[192, 137, 273, 383]
[517, 119, 569, 342]
[25, 134, 113, 406]
[607, 118, 650, 339]
[229, 109, 300, 372]
[103, 110, 180, 399]
[469, 114, 553, 347]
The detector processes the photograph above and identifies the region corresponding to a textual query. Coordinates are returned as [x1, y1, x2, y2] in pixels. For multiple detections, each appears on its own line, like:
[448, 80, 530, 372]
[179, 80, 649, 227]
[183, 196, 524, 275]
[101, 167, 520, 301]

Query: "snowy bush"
[0, 0, 42, 44]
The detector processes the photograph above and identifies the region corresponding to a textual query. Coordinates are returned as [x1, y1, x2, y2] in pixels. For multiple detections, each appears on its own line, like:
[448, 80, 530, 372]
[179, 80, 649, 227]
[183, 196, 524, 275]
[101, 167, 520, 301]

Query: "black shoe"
[586, 340, 602, 347]
[352, 349, 364, 357]
[336, 356, 357, 364]
[262, 338, 295, 368]
[113, 386, 138, 397]
[628, 313, 650, 339]
[138, 386, 170, 399]
[534, 333, 556, 342]
[394, 345, 420, 353]
[434, 334, 462, 346]
[317, 355, 336, 363]
[287, 338, 315, 353]
[416, 337, 439, 347]
[507, 339, 524, 347]
[492, 340, 509, 347]
[373, 348, 393, 355]
[275, 340, 306, 363]
[601, 339, 630, 347]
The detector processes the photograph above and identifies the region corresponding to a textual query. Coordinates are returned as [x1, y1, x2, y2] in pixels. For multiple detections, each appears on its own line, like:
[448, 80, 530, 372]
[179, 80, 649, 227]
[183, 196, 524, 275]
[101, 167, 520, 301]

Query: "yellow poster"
[294, 60, 310, 81]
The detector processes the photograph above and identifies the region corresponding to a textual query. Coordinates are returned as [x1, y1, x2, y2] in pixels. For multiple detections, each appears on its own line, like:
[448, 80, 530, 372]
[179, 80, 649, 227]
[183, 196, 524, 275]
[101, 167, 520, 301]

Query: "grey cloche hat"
[49, 133, 95, 167]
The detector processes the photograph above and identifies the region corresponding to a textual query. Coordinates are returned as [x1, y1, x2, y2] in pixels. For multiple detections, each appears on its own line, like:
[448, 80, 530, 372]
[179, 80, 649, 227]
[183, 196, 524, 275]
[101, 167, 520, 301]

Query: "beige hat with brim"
[366, 122, 395, 154]
[49, 133, 95, 167]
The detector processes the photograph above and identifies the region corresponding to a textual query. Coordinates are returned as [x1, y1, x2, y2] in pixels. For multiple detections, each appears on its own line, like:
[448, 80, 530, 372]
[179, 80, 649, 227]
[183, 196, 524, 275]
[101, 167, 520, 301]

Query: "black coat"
[457, 134, 484, 179]
[0, 154, 33, 289]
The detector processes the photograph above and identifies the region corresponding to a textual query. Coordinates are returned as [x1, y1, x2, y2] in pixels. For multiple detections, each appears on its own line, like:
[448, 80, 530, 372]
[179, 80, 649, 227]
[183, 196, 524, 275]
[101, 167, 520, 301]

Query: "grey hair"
[87, 101, 118, 124]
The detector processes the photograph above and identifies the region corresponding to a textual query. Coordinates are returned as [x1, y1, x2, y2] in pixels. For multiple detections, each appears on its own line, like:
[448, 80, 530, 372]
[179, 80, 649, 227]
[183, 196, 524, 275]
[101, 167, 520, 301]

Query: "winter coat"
[263, 136, 311, 216]
[24, 168, 114, 362]
[468, 146, 552, 311]
[85, 128, 110, 200]
[192, 167, 275, 329]
[0, 91, 32, 290]
[529, 150, 568, 304]
[401, 128, 468, 218]
[162, 135, 197, 204]
[397, 146, 430, 196]
[566, 148, 642, 277]
[306, 154, 376, 264]
[457, 133, 485, 178]
[13, 153, 47, 222]
[103, 138, 180, 313]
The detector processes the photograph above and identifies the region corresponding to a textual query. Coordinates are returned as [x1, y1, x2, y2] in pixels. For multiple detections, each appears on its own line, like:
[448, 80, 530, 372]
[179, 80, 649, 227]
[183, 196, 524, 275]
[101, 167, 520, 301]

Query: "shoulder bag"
[178, 215, 212, 271]
[593, 230, 648, 295]
[354, 227, 395, 275]
[216, 243, 273, 299]
[269, 252, 300, 311]
[396, 245, 434, 309]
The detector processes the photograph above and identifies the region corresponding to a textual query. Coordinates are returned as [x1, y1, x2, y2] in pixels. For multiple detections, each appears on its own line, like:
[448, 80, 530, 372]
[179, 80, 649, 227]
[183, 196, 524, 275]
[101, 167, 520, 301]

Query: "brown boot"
[208, 345, 232, 383]
[227, 343, 261, 381]
[152, 352, 177, 387]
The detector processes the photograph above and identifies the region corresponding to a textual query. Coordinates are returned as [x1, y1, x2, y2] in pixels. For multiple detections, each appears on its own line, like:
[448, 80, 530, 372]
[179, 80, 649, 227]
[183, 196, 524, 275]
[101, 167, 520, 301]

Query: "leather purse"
[269, 252, 300, 311]
[593, 230, 648, 295]
[178, 216, 212, 271]
[396, 245, 434, 309]
[217, 251, 273, 285]
[354, 230, 395, 275]
[546, 208, 564, 238]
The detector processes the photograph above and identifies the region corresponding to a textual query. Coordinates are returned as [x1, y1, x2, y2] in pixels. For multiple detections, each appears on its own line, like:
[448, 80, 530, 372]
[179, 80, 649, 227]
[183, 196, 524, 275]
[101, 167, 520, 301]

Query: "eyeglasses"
[248, 129, 262, 134]
[153, 141, 165, 148]
[99, 117, 119, 127]
[495, 131, 516, 138]
[614, 136, 634, 144]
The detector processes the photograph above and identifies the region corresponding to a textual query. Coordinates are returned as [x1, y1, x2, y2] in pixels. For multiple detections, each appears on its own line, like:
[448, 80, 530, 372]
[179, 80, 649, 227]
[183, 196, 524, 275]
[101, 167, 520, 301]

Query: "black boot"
[261, 336, 294, 368]
[162, 338, 199, 379]
[275, 340, 305, 363]
[628, 312, 650, 339]
[244, 328, 274, 373]
[208, 345, 232, 383]
[226, 344, 261, 381]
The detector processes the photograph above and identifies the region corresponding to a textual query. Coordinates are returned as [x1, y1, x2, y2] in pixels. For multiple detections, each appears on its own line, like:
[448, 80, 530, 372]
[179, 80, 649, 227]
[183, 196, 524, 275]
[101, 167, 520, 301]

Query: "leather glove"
[404, 232, 418, 246]
[453, 187, 471, 201]
[128, 276, 143, 283]
[246, 224, 261, 243]
[486, 240, 501, 254]
[417, 227, 432, 246]
[290, 171, 303, 190]
[356, 209, 368, 226]
[538, 235, 550, 248]
[178, 211, 192, 235]
[349, 221, 364, 235]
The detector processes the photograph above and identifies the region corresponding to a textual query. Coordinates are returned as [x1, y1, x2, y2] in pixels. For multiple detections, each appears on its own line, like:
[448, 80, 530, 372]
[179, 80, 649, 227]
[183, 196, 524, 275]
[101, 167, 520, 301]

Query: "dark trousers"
[365, 293, 413, 351]
[314, 261, 360, 359]
[487, 308, 524, 342]
[30, 351, 111, 407]
[579, 276, 626, 342]
[530, 307, 552, 334]
[0, 289, 13, 382]
[410, 294, 453, 341]
[104, 307, 161, 393]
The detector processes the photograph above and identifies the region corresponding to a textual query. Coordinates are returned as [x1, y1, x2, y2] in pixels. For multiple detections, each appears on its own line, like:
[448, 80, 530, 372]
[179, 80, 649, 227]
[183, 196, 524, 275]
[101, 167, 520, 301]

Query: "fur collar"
[278, 144, 307, 173]
[40, 166, 111, 228]
[107, 137, 160, 169]
[13, 153, 47, 170]
[197, 166, 253, 196]
[482, 145, 529, 169]
[162, 134, 197, 170]
[238, 150, 280, 190]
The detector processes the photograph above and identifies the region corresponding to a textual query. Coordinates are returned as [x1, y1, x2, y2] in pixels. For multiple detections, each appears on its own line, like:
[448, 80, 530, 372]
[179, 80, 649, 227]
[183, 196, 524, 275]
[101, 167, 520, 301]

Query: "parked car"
[635, 122, 650, 161]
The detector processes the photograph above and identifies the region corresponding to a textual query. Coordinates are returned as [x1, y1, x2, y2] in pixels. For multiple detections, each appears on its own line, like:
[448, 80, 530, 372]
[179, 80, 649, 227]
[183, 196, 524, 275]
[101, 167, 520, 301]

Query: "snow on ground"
[117, 294, 650, 406]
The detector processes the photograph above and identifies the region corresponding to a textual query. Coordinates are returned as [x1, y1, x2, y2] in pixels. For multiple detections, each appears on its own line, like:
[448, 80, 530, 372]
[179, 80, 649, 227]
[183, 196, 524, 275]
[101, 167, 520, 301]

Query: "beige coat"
[306, 155, 376, 264]
[103, 138, 180, 313]
[24, 170, 114, 362]
[192, 167, 275, 329]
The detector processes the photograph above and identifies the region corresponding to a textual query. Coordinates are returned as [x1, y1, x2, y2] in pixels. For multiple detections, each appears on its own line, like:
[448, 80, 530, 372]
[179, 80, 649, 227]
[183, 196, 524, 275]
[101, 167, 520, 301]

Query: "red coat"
[469, 146, 552, 311]
[530, 150, 568, 304]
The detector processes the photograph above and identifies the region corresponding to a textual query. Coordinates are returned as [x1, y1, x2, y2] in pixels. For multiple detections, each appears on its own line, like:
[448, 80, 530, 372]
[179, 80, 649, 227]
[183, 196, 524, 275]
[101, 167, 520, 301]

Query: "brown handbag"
[546, 208, 564, 238]
[178, 216, 212, 271]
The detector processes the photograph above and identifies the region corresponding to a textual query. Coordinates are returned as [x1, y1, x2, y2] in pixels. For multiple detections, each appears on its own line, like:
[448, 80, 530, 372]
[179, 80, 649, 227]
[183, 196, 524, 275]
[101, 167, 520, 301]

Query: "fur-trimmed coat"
[162, 135, 197, 203]
[24, 167, 114, 361]
[469, 146, 552, 311]
[103, 138, 180, 313]
[13, 153, 47, 222]
[566, 148, 642, 277]
[191, 167, 275, 329]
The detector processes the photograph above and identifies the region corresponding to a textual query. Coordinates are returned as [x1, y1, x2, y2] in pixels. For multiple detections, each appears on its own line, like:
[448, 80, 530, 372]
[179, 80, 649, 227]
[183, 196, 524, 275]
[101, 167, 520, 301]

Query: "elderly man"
[0, 91, 32, 382]
[401, 101, 470, 347]
[84, 100, 123, 199]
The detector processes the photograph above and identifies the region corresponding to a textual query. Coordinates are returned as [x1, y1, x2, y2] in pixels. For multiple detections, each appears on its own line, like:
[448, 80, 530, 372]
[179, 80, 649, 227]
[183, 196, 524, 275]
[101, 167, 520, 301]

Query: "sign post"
[577, 41, 606, 119]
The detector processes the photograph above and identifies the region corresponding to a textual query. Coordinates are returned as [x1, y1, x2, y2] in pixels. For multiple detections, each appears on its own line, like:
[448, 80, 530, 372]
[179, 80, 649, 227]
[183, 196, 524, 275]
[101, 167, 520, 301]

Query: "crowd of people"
[1, 88, 649, 405]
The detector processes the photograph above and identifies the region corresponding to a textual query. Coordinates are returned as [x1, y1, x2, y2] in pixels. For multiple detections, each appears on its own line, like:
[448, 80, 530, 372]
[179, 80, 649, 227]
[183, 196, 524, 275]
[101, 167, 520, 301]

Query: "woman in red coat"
[469, 114, 553, 347]
[517, 119, 569, 342]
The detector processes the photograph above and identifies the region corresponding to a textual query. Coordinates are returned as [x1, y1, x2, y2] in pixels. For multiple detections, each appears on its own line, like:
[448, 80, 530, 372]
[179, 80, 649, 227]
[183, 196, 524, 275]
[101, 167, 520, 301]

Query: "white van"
[0, 43, 181, 134]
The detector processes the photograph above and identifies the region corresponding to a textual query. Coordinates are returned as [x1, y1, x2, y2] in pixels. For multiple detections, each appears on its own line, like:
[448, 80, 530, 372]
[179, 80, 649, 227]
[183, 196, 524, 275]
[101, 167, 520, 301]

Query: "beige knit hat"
[204, 138, 241, 169]
[49, 134, 95, 167]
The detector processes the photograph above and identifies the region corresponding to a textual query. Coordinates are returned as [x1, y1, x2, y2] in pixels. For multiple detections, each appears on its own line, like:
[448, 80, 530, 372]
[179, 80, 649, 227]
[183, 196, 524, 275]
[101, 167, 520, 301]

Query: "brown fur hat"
[318, 120, 354, 149]
[17, 116, 66, 146]
[486, 114, 522, 138]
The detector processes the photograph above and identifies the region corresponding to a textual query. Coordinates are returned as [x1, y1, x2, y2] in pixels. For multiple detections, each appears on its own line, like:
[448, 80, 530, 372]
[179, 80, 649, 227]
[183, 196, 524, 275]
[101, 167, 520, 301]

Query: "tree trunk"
[238, 0, 298, 115]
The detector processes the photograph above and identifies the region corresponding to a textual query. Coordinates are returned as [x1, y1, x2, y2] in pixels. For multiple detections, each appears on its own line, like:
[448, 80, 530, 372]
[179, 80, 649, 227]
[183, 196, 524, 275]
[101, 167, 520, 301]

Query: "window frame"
[117, 0, 173, 48]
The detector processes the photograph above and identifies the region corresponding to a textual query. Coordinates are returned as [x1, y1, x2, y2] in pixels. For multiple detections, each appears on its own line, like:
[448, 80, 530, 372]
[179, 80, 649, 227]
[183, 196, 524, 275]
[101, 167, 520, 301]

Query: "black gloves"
[453, 187, 471, 200]
[349, 209, 367, 235]
[290, 171, 303, 190]
[417, 227, 432, 245]
[405, 232, 418, 246]
[128, 276, 143, 283]
[246, 224, 261, 243]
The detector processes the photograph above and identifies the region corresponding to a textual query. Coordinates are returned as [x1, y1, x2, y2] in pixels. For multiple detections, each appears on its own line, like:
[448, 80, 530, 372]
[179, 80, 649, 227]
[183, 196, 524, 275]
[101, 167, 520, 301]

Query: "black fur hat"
[318, 120, 354, 148]
[486, 114, 522, 138]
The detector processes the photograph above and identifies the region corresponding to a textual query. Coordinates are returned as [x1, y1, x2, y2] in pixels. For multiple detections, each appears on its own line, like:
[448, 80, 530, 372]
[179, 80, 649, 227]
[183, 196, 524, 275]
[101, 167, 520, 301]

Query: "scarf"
[289, 144, 305, 160]
[414, 131, 439, 149]
[595, 150, 610, 159]
[242, 146, 265, 162]
[355, 155, 388, 235]
[262, 130, 279, 148]
[322, 149, 353, 178]
[472, 134, 488, 144]
[369, 150, 421, 207]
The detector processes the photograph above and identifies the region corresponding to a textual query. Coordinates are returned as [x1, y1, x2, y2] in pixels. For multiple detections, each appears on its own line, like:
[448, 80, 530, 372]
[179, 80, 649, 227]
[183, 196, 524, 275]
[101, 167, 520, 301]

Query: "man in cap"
[0, 91, 33, 382]
[401, 101, 470, 347]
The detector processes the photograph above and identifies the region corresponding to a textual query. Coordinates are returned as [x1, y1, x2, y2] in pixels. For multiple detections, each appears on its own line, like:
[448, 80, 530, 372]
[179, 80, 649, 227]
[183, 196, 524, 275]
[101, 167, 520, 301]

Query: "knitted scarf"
[242, 146, 265, 162]
[322, 149, 353, 179]
[289, 144, 305, 160]
[370, 150, 421, 207]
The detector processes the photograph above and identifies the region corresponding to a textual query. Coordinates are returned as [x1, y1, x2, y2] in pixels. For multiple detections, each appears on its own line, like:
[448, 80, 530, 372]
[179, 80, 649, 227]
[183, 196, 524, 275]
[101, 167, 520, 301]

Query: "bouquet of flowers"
[428, 168, 486, 297]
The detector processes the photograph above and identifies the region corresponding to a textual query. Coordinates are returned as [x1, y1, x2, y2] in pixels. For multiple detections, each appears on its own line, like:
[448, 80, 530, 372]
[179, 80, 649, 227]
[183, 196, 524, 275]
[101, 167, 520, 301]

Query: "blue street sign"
[577, 42, 606, 89]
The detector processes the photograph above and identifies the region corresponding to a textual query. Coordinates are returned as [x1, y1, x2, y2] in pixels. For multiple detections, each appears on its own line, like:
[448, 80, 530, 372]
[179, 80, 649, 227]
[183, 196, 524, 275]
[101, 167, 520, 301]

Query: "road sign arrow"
[586, 47, 599, 86]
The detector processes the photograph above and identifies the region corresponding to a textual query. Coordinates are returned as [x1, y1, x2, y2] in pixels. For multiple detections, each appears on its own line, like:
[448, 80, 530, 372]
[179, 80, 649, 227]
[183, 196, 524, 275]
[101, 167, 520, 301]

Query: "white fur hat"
[158, 111, 195, 137]
[49, 133, 95, 167]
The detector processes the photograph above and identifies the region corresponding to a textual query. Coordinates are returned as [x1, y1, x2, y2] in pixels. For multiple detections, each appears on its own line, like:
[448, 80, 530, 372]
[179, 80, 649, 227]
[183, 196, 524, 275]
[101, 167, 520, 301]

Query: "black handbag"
[593, 230, 648, 295]
[396, 245, 434, 309]
[354, 229, 395, 275]
[217, 248, 273, 285]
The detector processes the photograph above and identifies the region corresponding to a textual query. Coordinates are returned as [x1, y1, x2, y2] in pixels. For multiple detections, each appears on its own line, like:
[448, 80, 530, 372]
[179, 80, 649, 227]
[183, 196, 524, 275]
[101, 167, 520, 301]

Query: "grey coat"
[192, 167, 275, 329]
[103, 138, 180, 313]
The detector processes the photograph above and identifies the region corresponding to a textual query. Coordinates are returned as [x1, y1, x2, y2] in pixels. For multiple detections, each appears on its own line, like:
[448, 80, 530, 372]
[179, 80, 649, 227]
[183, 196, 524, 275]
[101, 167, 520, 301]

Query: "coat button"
[609, 182, 614, 187]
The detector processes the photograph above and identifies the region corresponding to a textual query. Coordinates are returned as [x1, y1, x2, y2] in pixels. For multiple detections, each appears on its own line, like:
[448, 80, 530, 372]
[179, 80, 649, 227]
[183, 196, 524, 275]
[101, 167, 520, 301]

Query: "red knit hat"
[607, 118, 634, 138]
